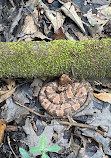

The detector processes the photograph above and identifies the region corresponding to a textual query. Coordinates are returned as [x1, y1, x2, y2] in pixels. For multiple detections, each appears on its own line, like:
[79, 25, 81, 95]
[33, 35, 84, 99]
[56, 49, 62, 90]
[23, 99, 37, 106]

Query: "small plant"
[19, 134, 62, 158]
[19, 148, 34, 158]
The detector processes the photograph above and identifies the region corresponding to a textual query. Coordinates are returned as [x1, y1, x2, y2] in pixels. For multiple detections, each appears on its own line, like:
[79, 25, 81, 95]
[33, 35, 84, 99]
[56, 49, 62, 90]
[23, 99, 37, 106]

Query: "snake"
[39, 75, 92, 117]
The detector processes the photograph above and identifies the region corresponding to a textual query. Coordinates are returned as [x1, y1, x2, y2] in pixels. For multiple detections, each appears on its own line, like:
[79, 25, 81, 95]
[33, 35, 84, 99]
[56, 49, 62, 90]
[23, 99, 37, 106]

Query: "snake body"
[39, 76, 92, 117]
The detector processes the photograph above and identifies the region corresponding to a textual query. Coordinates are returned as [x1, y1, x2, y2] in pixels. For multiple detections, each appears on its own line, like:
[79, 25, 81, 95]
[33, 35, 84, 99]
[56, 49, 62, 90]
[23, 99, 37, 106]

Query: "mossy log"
[0, 39, 111, 79]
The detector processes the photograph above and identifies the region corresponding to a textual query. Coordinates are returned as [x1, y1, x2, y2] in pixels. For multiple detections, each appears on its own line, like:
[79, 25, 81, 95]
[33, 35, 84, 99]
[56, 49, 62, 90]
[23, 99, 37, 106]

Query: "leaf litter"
[0, 0, 111, 157]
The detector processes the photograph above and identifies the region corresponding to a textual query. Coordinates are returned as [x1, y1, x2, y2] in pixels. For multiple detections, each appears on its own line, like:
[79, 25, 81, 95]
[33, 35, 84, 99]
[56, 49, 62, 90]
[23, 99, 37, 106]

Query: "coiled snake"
[39, 74, 92, 117]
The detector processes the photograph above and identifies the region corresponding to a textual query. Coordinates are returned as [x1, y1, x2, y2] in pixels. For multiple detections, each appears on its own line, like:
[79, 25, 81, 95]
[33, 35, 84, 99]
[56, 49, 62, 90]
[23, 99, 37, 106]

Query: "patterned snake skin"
[39, 75, 92, 117]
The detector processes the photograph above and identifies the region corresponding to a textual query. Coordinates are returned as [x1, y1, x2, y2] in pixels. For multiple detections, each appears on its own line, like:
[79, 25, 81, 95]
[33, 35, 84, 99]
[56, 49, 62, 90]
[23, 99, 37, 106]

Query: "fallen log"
[0, 39, 111, 79]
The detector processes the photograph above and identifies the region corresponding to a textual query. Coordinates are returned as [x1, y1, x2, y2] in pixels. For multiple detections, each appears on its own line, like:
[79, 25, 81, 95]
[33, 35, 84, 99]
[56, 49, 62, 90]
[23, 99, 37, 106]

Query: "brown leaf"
[0, 119, 6, 144]
[0, 90, 10, 95]
[45, 10, 65, 32]
[52, 27, 66, 40]
[61, 2, 85, 33]
[0, 79, 16, 103]
[2, 79, 15, 90]
[18, 14, 50, 41]
[0, 87, 16, 103]
[93, 92, 111, 103]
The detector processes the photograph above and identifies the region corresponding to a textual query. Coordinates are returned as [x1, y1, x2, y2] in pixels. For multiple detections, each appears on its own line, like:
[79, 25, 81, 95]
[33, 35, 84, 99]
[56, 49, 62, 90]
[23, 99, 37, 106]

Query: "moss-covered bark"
[0, 39, 111, 79]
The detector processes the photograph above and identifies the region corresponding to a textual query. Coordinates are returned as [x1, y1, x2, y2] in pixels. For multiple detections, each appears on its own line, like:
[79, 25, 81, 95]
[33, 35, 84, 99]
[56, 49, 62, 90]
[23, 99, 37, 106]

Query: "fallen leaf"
[61, 2, 85, 33]
[104, 20, 111, 37]
[83, 6, 111, 35]
[91, 0, 110, 5]
[30, 78, 43, 97]
[93, 92, 111, 103]
[0, 119, 6, 144]
[52, 27, 66, 40]
[0, 79, 16, 103]
[0, 90, 11, 95]
[72, 29, 89, 40]
[18, 10, 50, 41]
[64, 31, 75, 40]
[45, 10, 65, 32]
[43, 23, 52, 36]
[2, 79, 16, 90]
[0, 87, 16, 103]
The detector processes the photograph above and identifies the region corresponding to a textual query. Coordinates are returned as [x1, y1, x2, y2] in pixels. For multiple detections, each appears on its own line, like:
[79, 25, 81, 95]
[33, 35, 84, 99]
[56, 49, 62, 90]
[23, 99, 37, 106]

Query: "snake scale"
[39, 74, 92, 117]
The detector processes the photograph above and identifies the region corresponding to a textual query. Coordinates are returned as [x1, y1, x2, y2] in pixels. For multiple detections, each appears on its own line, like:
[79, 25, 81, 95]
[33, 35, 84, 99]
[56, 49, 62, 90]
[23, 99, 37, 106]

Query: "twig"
[59, 115, 104, 135]
[14, 100, 53, 118]
[7, 136, 18, 158]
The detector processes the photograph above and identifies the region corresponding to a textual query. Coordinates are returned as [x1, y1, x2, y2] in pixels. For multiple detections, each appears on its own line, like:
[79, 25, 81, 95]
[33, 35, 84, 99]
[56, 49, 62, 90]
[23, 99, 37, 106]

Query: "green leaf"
[42, 152, 50, 158]
[39, 134, 47, 149]
[45, 145, 62, 152]
[29, 147, 42, 154]
[19, 148, 33, 158]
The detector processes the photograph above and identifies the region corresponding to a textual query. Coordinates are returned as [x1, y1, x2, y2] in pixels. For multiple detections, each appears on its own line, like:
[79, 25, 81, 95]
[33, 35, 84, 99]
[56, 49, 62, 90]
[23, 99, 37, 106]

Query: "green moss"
[0, 39, 111, 78]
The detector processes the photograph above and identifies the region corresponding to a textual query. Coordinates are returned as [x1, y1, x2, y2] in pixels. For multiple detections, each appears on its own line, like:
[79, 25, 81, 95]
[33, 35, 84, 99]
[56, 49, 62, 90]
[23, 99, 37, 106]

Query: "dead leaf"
[18, 10, 50, 41]
[58, 0, 81, 13]
[91, 0, 110, 5]
[61, 2, 85, 33]
[83, 6, 111, 35]
[104, 20, 111, 37]
[93, 92, 111, 103]
[72, 29, 89, 40]
[9, 7, 23, 34]
[45, 10, 65, 32]
[0, 87, 16, 103]
[0, 79, 16, 103]
[30, 78, 43, 97]
[2, 79, 15, 90]
[43, 23, 52, 36]
[1, 97, 29, 122]
[0, 24, 4, 32]
[64, 31, 75, 40]
[26, 0, 38, 7]
[0, 90, 9, 95]
[0, 119, 6, 144]
[52, 27, 66, 40]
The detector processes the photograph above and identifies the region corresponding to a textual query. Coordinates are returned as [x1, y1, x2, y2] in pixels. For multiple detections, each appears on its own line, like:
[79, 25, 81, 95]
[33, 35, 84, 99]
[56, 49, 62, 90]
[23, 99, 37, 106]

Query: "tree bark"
[0, 39, 111, 79]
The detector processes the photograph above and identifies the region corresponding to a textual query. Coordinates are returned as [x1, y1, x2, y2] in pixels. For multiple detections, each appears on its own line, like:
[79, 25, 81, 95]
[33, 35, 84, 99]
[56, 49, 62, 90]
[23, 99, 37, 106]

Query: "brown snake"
[39, 75, 92, 117]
